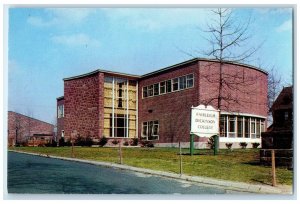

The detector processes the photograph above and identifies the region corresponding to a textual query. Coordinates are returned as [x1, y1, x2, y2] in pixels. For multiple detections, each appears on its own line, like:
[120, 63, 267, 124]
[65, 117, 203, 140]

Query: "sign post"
[190, 105, 219, 155]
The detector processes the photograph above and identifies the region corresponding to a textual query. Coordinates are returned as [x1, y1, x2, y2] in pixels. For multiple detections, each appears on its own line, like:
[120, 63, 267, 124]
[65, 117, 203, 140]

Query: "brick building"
[7, 111, 54, 146]
[57, 58, 268, 148]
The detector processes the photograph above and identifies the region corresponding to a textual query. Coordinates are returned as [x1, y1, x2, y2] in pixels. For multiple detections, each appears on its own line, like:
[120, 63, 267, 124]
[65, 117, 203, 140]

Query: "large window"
[220, 115, 265, 139]
[142, 73, 194, 98]
[141, 120, 159, 140]
[110, 114, 127, 138]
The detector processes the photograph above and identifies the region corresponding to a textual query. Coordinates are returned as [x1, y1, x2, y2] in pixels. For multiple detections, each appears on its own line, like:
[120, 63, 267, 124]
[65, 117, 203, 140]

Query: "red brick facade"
[58, 58, 268, 147]
[138, 60, 268, 146]
[63, 72, 104, 141]
[7, 111, 54, 146]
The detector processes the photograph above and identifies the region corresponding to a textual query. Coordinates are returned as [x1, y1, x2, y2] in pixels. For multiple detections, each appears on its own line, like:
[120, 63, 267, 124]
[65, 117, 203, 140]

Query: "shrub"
[130, 138, 139, 146]
[75, 135, 85, 146]
[239, 142, 248, 149]
[99, 136, 108, 147]
[111, 139, 119, 145]
[123, 141, 129, 146]
[225, 143, 233, 150]
[140, 140, 154, 148]
[85, 135, 93, 147]
[207, 136, 214, 149]
[252, 142, 260, 148]
[58, 138, 65, 147]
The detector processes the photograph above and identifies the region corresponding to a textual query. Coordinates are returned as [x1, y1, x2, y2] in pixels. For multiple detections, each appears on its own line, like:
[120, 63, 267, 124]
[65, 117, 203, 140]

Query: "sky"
[7, 7, 293, 124]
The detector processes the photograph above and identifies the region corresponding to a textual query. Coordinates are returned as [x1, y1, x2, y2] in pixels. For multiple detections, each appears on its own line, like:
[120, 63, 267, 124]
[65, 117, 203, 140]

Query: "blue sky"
[7, 7, 293, 124]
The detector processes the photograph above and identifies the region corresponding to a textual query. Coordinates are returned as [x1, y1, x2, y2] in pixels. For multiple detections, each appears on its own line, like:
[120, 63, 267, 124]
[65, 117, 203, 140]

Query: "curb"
[9, 150, 292, 194]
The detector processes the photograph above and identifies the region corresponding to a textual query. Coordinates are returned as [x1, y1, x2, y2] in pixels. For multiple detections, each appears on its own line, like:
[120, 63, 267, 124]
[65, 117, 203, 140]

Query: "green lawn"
[8, 147, 293, 185]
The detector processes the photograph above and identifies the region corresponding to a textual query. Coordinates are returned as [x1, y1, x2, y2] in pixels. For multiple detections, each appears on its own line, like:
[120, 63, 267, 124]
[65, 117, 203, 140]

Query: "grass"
[8, 146, 293, 186]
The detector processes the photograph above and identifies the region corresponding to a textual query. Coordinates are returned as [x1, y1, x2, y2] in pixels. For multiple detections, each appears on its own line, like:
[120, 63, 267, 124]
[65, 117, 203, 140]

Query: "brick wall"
[138, 62, 200, 143]
[138, 60, 268, 145]
[7, 111, 54, 146]
[198, 61, 268, 116]
[64, 72, 104, 141]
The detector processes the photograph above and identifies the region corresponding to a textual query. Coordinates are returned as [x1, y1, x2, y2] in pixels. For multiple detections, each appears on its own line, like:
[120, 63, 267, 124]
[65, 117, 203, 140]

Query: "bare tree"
[266, 66, 283, 124]
[200, 8, 263, 112]
[13, 113, 23, 146]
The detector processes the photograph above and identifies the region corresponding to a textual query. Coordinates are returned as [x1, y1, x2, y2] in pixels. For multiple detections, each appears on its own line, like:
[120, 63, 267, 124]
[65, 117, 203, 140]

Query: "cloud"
[255, 8, 292, 15]
[276, 19, 292, 32]
[102, 8, 210, 31]
[27, 8, 95, 27]
[51, 33, 100, 47]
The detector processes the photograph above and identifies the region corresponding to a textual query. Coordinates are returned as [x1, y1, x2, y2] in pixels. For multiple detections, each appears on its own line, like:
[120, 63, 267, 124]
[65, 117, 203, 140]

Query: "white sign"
[190, 105, 219, 137]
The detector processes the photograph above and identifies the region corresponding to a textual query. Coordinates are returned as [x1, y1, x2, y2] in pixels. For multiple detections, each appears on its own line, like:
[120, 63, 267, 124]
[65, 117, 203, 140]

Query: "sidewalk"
[9, 150, 293, 194]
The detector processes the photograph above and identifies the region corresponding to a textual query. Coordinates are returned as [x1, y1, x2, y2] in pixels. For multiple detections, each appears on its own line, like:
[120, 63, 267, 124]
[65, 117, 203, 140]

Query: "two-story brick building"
[57, 58, 268, 148]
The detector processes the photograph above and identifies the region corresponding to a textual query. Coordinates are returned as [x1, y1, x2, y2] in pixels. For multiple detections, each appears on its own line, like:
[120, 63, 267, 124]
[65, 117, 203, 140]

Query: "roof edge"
[63, 69, 140, 81]
[56, 96, 64, 100]
[8, 111, 54, 127]
[141, 58, 268, 78]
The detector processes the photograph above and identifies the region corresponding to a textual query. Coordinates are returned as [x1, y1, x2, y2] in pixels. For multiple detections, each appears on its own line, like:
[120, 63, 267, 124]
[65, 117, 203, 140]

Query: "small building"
[260, 86, 293, 167]
[57, 58, 268, 148]
[7, 111, 55, 147]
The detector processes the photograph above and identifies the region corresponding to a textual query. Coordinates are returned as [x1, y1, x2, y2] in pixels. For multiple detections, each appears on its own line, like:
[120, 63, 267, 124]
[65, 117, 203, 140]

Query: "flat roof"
[141, 58, 268, 78]
[63, 58, 268, 82]
[63, 69, 140, 81]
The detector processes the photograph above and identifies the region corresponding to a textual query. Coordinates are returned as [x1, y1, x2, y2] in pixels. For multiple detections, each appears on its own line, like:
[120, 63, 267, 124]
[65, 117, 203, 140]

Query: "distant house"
[260, 86, 293, 168]
[7, 111, 54, 147]
[262, 86, 293, 149]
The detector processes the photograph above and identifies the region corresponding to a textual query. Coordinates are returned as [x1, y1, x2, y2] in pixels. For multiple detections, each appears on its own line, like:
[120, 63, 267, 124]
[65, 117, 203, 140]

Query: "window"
[220, 115, 227, 137]
[179, 76, 187, 90]
[160, 81, 166, 94]
[260, 120, 265, 137]
[57, 105, 64, 118]
[141, 120, 159, 140]
[118, 83, 123, 108]
[166, 80, 172, 93]
[110, 114, 127, 137]
[148, 85, 153, 97]
[228, 116, 236, 138]
[172, 78, 179, 91]
[237, 117, 243, 137]
[256, 120, 260, 138]
[187, 74, 194, 88]
[244, 117, 250, 138]
[153, 83, 159, 96]
[61, 130, 64, 138]
[250, 118, 256, 138]
[141, 122, 148, 140]
[143, 87, 148, 98]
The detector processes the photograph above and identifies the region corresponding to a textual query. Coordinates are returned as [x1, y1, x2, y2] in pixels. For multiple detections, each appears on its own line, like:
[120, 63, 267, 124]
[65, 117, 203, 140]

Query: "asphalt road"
[7, 151, 226, 194]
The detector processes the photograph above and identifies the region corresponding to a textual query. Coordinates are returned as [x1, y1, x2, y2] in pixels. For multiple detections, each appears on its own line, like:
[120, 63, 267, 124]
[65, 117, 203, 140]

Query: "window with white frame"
[179, 76, 187, 90]
[228, 116, 236, 138]
[172, 78, 179, 91]
[160, 81, 166, 94]
[143, 86, 148, 98]
[250, 118, 256, 138]
[220, 115, 265, 138]
[141, 120, 159, 140]
[142, 74, 194, 98]
[148, 85, 153, 97]
[166, 80, 172, 93]
[187, 74, 194, 88]
[57, 105, 64, 118]
[153, 83, 159, 96]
